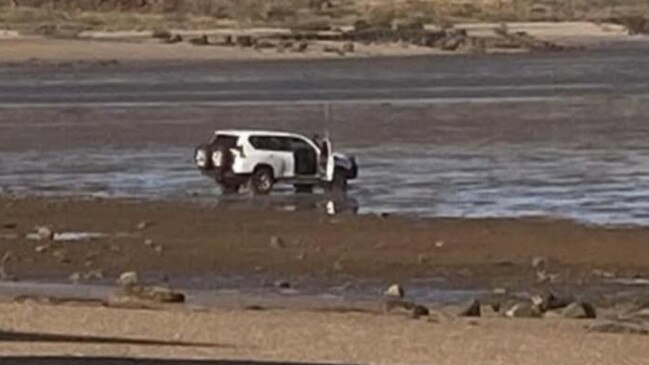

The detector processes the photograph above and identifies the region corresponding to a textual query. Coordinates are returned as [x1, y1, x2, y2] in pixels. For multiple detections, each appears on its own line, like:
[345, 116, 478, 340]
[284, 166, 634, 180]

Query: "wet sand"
[0, 301, 647, 365]
[2, 197, 649, 287]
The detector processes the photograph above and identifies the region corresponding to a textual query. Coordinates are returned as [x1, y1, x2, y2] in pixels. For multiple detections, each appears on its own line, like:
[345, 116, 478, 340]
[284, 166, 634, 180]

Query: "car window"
[249, 136, 284, 151]
[287, 137, 313, 151]
[213, 135, 239, 149]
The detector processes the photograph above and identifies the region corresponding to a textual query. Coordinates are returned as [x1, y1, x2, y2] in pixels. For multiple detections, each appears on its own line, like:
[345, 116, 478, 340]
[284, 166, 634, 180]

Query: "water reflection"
[214, 194, 360, 216]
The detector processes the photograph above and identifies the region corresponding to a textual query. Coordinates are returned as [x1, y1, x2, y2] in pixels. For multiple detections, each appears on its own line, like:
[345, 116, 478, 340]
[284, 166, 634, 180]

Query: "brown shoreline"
[1, 196, 649, 286]
[0, 301, 648, 365]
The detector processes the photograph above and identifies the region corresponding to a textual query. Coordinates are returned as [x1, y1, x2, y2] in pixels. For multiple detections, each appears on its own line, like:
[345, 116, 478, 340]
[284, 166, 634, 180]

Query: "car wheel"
[294, 184, 314, 194]
[327, 168, 348, 194]
[250, 167, 274, 195]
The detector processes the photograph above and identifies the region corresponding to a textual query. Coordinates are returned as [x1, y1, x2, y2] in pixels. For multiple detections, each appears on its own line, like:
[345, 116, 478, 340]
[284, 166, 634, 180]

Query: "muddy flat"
[2, 197, 649, 287]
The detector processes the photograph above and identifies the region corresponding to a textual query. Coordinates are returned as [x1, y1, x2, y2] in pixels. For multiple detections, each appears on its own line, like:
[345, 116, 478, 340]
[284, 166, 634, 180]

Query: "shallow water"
[3, 143, 649, 225]
[2, 48, 649, 226]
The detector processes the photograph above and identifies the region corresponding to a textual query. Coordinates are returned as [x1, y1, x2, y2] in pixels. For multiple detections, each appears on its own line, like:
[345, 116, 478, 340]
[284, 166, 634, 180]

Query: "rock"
[274, 281, 291, 289]
[587, 321, 648, 335]
[292, 41, 308, 53]
[68, 272, 82, 284]
[536, 269, 559, 283]
[440, 36, 463, 51]
[459, 299, 481, 317]
[151, 29, 172, 39]
[136, 221, 150, 230]
[165, 34, 183, 43]
[410, 304, 430, 319]
[154, 244, 164, 253]
[434, 240, 445, 248]
[323, 45, 345, 56]
[236, 35, 255, 47]
[107, 293, 159, 309]
[384, 284, 404, 298]
[531, 256, 547, 269]
[296, 252, 306, 261]
[84, 269, 104, 281]
[560, 301, 597, 319]
[116, 271, 139, 288]
[505, 301, 543, 318]
[189, 35, 209, 46]
[144, 286, 185, 303]
[144, 239, 154, 247]
[269, 236, 285, 249]
[35, 226, 54, 241]
[541, 291, 573, 311]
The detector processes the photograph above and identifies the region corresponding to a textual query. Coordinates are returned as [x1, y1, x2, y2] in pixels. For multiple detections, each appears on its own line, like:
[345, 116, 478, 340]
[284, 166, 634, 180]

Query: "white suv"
[194, 130, 358, 194]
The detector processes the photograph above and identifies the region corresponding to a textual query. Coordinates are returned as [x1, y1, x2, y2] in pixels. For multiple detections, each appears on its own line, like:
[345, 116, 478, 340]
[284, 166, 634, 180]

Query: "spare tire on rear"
[194, 144, 213, 170]
[211, 145, 233, 172]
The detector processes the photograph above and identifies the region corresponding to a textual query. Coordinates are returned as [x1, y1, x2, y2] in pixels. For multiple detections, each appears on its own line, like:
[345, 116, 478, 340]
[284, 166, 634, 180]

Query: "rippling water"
[2, 143, 649, 226]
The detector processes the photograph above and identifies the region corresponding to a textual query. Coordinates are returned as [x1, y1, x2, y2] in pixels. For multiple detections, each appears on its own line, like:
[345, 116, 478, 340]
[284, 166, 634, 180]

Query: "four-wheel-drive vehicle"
[194, 130, 358, 195]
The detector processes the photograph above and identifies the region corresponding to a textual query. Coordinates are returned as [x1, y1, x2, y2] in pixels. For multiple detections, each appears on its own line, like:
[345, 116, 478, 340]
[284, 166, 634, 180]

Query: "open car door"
[323, 138, 335, 182]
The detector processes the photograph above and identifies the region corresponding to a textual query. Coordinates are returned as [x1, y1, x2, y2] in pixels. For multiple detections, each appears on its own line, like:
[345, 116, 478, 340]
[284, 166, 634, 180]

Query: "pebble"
[136, 221, 151, 230]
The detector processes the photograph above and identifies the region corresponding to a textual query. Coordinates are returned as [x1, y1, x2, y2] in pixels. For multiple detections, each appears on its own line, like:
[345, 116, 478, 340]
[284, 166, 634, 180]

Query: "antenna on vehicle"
[323, 102, 331, 139]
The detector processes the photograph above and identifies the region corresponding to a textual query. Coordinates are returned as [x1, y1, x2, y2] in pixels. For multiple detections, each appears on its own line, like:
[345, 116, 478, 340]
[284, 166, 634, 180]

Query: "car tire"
[212, 146, 233, 171]
[250, 166, 274, 195]
[194, 144, 213, 170]
[294, 184, 314, 194]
